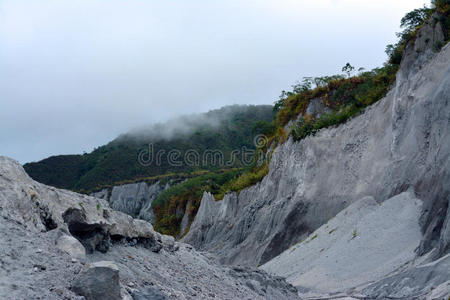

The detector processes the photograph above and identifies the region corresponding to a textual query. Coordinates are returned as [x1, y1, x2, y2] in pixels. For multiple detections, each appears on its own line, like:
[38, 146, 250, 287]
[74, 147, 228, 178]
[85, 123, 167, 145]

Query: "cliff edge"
[183, 17, 450, 299]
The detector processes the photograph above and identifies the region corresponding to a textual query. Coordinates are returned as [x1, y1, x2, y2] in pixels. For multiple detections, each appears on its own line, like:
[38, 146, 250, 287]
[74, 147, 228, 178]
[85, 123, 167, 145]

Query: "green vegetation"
[434, 0, 450, 43]
[154, 147, 270, 236]
[217, 163, 269, 197]
[84, 170, 214, 195]
[386, 6, 432, 65]
[289, 65, 398, 141]
[305, 234, 318, 244]
[24, 105, 274, 194]
[153, 169, 243, 236]
[252, 120, 276, 137]
[342, 63, 355, 78]
[23, 155, 87, 190]
[386, 1, 450, 65]
[277, 2, 450, 144]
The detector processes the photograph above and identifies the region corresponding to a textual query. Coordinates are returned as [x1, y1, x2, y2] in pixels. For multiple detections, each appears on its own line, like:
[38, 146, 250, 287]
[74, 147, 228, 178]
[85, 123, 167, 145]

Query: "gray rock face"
[56, 233, 86, 260]
[178, 200, 192, 238]
[261, 192, 450, 297]
[305, 97, 332, 117]
[183, 21, 450, 271]
[72, 261, 121, 300]
[228, 266, 298, 298]
[91, 189, 108, 200]
[362, 253, 450, 299]
[91, 181, 167, 223]
[131, 287, 167, 300]
[0, 156, 299, 299]
[400, 13, 445, 79]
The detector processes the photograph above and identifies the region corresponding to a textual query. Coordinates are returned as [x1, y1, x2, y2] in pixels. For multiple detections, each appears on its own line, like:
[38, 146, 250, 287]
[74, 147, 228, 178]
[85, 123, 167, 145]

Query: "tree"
[342, 63, 355, 78]
[252, 121, 275, 135]
[292, 77, 313, 93]
[431, 0, 450, 13]
[273, 92, 288, 112]
[399, 7, 431, 38]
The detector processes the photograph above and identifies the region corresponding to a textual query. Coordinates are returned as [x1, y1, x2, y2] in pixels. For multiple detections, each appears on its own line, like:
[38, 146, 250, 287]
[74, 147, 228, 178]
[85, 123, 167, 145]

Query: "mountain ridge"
[24, 104, 274, 193]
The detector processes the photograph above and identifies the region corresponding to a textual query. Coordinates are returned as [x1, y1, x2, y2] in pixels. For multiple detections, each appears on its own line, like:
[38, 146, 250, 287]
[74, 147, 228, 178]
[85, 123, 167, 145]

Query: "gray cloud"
[125, 105, 262, 142]
[0, 0, 429, 163]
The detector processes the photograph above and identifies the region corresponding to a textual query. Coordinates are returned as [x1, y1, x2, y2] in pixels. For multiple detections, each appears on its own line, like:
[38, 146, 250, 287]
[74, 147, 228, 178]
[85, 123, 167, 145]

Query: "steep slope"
[91, 180, 169, 223]
[183, 15, 450, 273]
[24, 105, 274, 193]
[261, 193, 450, 298]
[0, 156, 299, 299]
[89, 168, 244, 238]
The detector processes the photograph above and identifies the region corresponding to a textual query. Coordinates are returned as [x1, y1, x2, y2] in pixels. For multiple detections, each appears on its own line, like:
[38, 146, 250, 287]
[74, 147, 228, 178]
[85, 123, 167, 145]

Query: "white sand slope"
[261, 192, 423, 297]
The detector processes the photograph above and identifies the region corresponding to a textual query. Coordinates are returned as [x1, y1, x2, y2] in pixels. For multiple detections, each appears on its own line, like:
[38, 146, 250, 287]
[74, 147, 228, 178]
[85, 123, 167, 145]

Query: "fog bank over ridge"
[124, 105, 272, 142]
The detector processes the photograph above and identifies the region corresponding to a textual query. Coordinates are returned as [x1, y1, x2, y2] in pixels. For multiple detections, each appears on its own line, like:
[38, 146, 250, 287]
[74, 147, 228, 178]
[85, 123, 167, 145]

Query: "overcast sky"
[0, 0, 428, 164]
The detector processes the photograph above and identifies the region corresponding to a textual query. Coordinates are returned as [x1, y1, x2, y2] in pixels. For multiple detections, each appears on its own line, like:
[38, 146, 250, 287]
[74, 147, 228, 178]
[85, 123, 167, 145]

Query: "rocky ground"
[0, 156, 299, 300]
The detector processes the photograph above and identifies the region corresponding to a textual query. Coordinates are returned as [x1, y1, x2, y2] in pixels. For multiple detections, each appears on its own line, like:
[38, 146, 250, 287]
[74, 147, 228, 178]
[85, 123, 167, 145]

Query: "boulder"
[56, 233, 86, 260]
[72, 261, 121, 300]
[131, 287, 167, 300]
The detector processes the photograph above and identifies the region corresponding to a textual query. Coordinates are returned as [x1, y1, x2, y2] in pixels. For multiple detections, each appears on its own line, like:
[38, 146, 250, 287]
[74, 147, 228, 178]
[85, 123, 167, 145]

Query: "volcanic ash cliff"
[183, 19, 450, 299]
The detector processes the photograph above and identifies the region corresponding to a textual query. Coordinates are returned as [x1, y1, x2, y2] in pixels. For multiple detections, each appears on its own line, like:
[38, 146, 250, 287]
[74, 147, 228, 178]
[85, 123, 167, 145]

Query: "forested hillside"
[24, 105, 274, 193]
